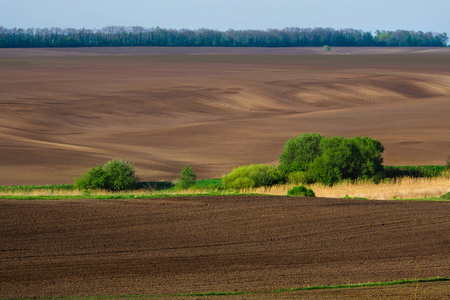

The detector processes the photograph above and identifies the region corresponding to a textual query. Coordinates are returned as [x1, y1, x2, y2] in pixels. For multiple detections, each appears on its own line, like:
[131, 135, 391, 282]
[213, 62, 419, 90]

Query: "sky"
[1, 0, 449, 35]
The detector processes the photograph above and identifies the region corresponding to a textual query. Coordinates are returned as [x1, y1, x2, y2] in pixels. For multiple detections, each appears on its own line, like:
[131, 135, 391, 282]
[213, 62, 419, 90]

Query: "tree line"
[0, 26, 448, 48]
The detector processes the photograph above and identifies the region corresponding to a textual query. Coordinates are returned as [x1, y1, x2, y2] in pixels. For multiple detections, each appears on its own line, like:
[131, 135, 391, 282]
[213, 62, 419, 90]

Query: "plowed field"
[1, 47, 449, 185]
[1, 196, 449, 298]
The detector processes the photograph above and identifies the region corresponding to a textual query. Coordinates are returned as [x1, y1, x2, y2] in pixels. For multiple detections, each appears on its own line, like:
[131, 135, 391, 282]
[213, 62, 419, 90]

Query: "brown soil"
[0, 196, 448, 299]
[0, 47, 449, 185]
[206, 281, 450, 299]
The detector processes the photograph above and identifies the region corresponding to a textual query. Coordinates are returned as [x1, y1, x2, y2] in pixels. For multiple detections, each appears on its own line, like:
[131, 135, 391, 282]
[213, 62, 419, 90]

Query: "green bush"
[440, 192, 450, 200]
[74, 159, 138, 191]
[383, 165, 446, 178]
[307, 155, 344, 186]
[103, 159, 138, 191]
[222, 164, 284, 189]
[279, 133, 324, 174]
[179, 165, 197, 189]
[74, 165, 108, 190]
[288, 171, 312, 184]
[287, 186, 315, 197]
[306, 136, 384, 185]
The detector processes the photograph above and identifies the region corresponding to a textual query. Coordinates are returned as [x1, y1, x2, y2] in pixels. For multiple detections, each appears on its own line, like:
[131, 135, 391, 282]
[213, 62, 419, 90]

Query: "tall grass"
[1, 174, 448, 200]
[246, 176, 450, 200]
[0, 184, 75, 193]
[0, 188, 227, 197]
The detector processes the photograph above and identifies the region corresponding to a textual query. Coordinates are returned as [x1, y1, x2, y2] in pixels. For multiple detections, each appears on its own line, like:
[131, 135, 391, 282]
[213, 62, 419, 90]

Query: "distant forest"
[0, 26, 448, 48]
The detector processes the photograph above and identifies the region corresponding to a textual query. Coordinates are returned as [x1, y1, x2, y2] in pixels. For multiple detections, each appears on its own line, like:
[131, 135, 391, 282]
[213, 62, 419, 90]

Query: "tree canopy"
[0, 26, 447, 48]
[279, 134, 385, 185]
[74, 159, 138, 191]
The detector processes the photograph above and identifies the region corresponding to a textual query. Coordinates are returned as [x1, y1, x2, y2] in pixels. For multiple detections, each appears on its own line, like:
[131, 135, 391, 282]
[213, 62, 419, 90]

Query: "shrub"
[74, 165, 108, 190]
[279, 133, 324, 174]
[306, 135, 385, 185]
[441, 192, 450, 200]
[307, 155, 344, 186]
[322, 45, 331, 51]
[74, 159, 138, 191]
[222, 164, 283, 189]
[103, 159, 138, 191]
[179, 165, 197, 189]
[288, 171, 312, 185]
[351, 137, 384, 178]
[287, 186, 315, 197]
[383, 165, 446, 178]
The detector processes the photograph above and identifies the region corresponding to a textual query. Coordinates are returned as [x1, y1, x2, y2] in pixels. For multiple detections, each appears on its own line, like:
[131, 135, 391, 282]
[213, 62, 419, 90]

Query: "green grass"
[11, 277, 449, 299]
[0, 180, 223, 194]
[383, 165, 447, 178]
[0, 191, 252, 201]
[135, 181, 174, 190]
[0, 184, 76, 193]
[193, 178, 222, 189]
[1, 193, 449, 202]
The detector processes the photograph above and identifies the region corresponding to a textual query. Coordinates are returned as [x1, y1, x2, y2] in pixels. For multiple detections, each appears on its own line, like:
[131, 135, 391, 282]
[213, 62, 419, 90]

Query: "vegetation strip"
[1, 193, 449, 202]
[11, 277, 449, 299]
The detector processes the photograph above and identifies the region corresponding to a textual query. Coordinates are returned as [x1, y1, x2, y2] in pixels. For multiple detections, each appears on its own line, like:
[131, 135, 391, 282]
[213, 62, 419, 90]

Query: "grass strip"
[0, 192, 260, 201]
[11, 277, 449, 299]
[1, 193, 449, 201]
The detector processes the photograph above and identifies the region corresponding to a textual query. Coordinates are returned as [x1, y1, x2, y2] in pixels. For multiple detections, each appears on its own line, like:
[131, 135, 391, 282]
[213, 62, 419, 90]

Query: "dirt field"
[0, 47, 449, 185]
[0, 196, 449, 299]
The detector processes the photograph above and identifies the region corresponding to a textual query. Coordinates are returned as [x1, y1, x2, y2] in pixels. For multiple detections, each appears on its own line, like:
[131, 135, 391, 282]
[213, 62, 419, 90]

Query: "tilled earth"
[1, 47, 449, 185]
[0, 195, 448, 299]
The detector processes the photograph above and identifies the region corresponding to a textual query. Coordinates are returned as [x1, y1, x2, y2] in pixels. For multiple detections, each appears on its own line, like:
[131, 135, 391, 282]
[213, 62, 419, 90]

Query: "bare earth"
[0, 196, 449, 299]
[0, 47, 449, 185]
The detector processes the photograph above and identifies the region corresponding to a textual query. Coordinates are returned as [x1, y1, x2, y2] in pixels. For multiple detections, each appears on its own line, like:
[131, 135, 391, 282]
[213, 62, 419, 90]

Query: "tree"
[307, 136, 384, 185]
[74, 159, 138, 191]
[307, 138, 359, 185]
[278, 133, 324, 174]
[103, 159, 138, 191]
[0, 27, 447, 48]
[179, 165, 197, 189]
[74, 165, 108, 190]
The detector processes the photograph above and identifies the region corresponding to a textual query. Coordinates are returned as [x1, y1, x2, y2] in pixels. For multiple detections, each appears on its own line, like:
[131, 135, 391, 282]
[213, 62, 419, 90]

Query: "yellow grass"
[1, 176, 449, 200]
[245, 176, 450, 200]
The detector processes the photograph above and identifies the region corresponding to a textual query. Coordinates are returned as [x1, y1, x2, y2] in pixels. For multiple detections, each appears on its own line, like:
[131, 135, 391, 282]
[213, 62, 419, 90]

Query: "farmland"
[1, 196, 449, 299]
[0, 47, 449, 299]
[0, 47, 449, 185]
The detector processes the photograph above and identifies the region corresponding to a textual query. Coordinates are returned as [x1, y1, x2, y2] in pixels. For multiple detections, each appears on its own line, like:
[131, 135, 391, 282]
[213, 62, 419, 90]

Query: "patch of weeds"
[287, 186, 315, 197]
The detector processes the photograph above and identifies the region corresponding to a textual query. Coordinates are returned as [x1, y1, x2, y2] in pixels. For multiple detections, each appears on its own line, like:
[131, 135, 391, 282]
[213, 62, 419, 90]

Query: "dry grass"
[246, 176, 450, 200]
[1, 175, 449, 200]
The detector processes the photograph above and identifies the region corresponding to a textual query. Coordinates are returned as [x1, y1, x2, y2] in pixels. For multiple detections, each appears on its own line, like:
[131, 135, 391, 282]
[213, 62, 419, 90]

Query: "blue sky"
[1, 0, 448, 35]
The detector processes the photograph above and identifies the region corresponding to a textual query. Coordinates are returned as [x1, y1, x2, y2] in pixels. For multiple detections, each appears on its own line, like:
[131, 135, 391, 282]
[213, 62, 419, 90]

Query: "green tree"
[74, 159, 138, 191]
[307, 136, 384, 185]
[179, 165, 197, 189]
[279, 133, 324, 174]
[74, 165, 108, 190]
[103, 159, 138, 191]
[351, 137, 384, 178]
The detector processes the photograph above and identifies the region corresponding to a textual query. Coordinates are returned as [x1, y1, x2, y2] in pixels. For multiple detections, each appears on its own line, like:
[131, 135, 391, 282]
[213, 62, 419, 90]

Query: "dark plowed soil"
[1, 196, 448, 299]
